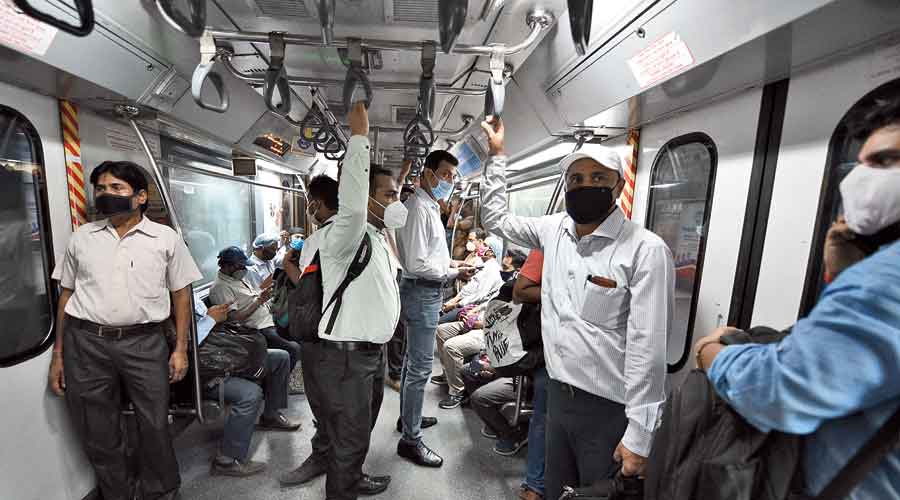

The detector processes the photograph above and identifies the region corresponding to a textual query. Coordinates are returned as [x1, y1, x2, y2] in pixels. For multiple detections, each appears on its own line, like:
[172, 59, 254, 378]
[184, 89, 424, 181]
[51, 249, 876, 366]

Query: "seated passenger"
[246, 233, 280, 290]
[471, 249, 547, 500]
[209, 246, 302, 372]
[695, 98, 900, 499]
[501, 248, 528, 282]
[440, 236, 505, 323]
[194, 298, 301, 477]
[434, 307, 486, 409]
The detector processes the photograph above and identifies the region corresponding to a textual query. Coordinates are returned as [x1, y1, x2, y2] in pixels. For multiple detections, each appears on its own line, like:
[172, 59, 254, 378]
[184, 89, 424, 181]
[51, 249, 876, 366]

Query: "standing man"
[479, 118, 675, 500]
[292, 102, 400, 500]
[395, 149, 475, 467]
[47, 161, 202, 500]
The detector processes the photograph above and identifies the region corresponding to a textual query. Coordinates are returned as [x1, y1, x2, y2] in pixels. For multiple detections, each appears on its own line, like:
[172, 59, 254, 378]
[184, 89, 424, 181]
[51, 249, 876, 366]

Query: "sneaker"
[257, 413, 302, 431]
[438, 393, 469, 409]
[386, 377, 401, 392]
[481, 425, 499, 439]
[210, 457, 267, 477]
[430, 374, 448, 386]
[493, 436, 528, 456]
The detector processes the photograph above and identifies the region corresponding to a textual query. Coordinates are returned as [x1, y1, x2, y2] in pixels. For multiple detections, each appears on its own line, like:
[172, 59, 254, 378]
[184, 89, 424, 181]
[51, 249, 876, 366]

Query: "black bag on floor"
[197, 322, 268, 383]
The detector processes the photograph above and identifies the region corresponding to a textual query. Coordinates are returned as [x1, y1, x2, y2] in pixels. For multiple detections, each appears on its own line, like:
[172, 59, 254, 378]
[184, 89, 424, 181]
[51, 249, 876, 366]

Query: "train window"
[170, 168, 252, 286]
[0, 106, 55, 366]
[645, 133, 717, 371]
[800, 78, 900, 315]
[508, 180, 558, 217]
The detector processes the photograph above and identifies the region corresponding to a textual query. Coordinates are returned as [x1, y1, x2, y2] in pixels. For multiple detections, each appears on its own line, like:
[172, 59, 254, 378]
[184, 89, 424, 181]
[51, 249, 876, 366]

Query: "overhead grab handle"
[13, 0, 94, 37]
[156, 0, 206, 38]
[191, 32, 229, 113]
[343, 39, 373, 110]
[438, 0, 468, 53]
[567, 0, 592, 56]
[418, 41, 437, 125]
[484, 46, 506, 118]
[264, 32, 292, 116]
[316, 0, 335, 46]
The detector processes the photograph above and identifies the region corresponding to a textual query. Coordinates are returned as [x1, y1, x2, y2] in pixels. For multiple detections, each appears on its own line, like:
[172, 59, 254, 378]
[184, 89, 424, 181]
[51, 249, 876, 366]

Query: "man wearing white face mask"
[395, 149, 477, 467]
[695, 97, 900, 500]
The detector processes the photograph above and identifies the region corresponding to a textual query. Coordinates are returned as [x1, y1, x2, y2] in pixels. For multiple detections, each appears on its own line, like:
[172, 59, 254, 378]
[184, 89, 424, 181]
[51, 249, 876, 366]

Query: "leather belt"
[403, 277, 445, 289]
[67, 316, 161, 340]
[321, 339, 382, 352]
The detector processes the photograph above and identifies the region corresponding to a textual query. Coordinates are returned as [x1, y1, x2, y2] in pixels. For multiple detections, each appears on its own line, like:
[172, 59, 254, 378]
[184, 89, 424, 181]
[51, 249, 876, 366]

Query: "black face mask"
[565, 186, 615, 224]
[95, 194, 135, 216]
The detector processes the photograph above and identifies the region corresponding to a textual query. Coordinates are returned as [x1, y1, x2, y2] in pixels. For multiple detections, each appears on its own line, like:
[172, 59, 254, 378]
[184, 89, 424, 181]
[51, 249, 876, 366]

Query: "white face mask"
[839, 164, 900, 235]
[466, 241, 476, 252]
[369, 197, 409, 230]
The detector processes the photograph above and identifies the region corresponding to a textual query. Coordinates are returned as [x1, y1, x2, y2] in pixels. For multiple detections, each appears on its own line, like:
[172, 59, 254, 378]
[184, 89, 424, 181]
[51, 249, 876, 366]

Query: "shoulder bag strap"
[322, 233, 373, 335]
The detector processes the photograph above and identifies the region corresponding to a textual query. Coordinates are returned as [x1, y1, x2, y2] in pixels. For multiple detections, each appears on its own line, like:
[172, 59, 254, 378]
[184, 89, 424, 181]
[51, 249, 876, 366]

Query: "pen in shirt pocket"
[587, 275, 617, 288]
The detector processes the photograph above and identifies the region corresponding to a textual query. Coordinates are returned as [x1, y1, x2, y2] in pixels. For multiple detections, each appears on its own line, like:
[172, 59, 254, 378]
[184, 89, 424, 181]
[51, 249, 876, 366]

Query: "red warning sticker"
[0, 0, 59, 57]
[627, 32, 695, 88]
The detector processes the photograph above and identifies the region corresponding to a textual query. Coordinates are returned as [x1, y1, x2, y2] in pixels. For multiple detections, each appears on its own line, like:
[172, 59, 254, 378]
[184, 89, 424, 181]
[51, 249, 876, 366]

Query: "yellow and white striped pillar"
[621, 129, 640, 219]
[59, 100, 87, 228]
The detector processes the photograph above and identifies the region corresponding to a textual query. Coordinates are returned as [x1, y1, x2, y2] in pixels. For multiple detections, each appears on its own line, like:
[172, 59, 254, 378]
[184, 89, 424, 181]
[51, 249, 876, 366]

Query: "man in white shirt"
[47, 161, 202, 500]
[212, 245, 302, 373]
[479, 118, 675, 500]
[395, 150, 475, 467]
[282, 102, 401, 500]
[246, 233, 279, 290]
[439, 235, 505, 324]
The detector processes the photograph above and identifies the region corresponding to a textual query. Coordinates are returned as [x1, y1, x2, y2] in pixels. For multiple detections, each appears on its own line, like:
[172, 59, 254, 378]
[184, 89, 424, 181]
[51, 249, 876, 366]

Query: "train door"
[0, 82, 94, 499]
[752, 39, 900, 328]
[631, 87, 764, 378]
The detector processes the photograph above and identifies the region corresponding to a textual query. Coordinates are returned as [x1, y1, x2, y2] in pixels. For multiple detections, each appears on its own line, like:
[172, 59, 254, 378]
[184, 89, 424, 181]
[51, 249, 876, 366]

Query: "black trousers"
[314, 343, 385, 500]
[301, 341, 330, 462]
[63, 319, 180, 500]
[386, 321, 406, 381]
[545, 379, 628, 500]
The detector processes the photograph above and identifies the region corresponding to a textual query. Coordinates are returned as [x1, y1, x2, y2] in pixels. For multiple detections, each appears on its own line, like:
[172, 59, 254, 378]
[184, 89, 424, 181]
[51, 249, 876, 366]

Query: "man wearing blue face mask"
[479, 118, 676, 500]
[395, 149, 477, 467]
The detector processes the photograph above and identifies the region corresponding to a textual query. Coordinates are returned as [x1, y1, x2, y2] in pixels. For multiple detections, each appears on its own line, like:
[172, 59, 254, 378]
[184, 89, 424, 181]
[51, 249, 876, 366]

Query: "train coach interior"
[1, 0, 900, 499]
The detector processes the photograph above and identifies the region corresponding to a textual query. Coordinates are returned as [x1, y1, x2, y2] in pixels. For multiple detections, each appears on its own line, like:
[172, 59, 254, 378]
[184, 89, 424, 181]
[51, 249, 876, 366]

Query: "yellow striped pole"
[59, 100, 87, 228]
[621, 129, 640, 219]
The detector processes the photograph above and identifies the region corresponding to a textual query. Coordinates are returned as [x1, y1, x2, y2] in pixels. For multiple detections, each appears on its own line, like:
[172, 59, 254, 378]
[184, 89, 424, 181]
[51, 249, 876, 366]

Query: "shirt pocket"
[580, 282, 629, 331]
[129, 259, 167, 299]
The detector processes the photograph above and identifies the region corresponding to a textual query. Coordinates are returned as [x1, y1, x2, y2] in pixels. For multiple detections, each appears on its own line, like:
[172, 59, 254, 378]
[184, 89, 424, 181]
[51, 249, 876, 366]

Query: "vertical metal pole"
[121, 107, 205, 424]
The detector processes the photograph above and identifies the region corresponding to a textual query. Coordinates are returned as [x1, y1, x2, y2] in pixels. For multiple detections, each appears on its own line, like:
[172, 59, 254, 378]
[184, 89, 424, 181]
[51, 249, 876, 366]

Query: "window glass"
[169, 168, 252, 286]
[508, 180, 557, 217]
[645, 134, 716, 371]
[800, 78, 900, 315]
[253, 169, 295, 236]
[0, 106, 53, 364]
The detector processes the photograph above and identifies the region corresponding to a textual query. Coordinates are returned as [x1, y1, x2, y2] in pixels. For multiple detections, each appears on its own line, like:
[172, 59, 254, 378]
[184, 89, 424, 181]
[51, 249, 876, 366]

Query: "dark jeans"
[63, 319, 180, 500]
[439, 306, 461, 324]
[261, 326, 301, 372]
[204, 349, 290, 461]
[300, 341, 330, 463]
[545, 379, 628, 500]
[386, 321, 406, 381]
[315, 343, 385, 500]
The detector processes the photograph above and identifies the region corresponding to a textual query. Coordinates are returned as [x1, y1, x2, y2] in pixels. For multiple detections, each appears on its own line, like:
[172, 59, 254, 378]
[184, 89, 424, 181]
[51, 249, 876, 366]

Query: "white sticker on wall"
[0, 0, 59, 57]
[627, 32, 695, 89]
[105, 125, 161, 159]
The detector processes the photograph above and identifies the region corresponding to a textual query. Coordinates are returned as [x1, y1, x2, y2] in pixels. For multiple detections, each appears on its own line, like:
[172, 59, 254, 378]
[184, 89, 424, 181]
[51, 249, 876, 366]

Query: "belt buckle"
[98, 325, 124, 340]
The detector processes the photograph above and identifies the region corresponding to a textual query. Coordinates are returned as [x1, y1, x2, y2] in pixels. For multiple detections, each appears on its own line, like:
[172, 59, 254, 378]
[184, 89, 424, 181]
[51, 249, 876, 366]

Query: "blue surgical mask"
[426, 168, 453, 201]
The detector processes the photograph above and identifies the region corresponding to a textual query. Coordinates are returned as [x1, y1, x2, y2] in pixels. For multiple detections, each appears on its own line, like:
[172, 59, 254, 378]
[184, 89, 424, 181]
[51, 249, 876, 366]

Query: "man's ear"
[136, 189, 149, 206]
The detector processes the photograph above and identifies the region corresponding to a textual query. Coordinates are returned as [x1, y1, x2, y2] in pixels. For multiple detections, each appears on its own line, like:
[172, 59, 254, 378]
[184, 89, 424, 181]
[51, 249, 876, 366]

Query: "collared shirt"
[317, 136, 400, 343]
[208, 271, 274, 330]
[457, 258, 505, 306]
[396, 186, 458, 281]
[52, 216, 202, 326]
[297, 215, 337, 274]
[246, 253, 275, 291]
[708, 241, 900, 500]
[480, 154, 675, 456]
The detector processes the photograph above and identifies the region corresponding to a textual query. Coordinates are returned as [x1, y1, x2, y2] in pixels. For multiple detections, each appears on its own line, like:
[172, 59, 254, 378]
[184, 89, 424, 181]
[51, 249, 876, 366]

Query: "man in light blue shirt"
[696, 98, 900, 499]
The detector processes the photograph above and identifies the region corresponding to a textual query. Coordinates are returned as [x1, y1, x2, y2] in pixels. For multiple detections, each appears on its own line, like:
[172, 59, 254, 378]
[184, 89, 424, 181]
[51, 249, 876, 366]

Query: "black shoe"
[357, 474, 391, 495]
[279, 455, 327, 486]
[430, 374, 448, 386]
[257, 413, 302, 431]
[438, 393, 468, 409]
[397, 440, 443, 467]
[210, 457, 267, 477]
[395, 416, 439, 432]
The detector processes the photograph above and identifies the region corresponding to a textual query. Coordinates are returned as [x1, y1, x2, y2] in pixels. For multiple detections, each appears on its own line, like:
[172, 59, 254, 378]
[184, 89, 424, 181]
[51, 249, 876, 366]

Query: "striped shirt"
[481, 154, 675, 456]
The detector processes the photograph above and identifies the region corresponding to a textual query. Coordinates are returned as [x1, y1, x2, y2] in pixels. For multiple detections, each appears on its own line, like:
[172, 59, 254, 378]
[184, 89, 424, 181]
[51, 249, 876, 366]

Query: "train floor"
[174, 361, 529, 500]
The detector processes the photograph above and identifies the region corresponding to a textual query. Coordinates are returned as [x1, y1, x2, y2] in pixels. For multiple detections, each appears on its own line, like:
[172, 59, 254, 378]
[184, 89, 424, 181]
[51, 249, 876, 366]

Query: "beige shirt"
[208, 271, 275, 330]
[53, 216, 202, 326]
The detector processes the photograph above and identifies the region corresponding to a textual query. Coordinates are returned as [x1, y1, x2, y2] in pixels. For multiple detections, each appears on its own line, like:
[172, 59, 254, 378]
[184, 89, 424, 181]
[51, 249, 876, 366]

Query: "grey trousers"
[63, 318, 180, 500]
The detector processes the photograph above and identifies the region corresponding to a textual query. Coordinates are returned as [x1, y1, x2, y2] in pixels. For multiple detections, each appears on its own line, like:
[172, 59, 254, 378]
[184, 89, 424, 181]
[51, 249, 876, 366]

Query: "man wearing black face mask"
[479, 118, 675, 500]
[48, 161, 203, 500]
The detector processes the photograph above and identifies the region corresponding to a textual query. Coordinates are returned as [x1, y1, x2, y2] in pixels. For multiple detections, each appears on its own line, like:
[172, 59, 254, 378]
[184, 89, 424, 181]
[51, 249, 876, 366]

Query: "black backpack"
[197, 322, 268, 383]
[287, 232, 372, 343]
[643, 326, 900, 500]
